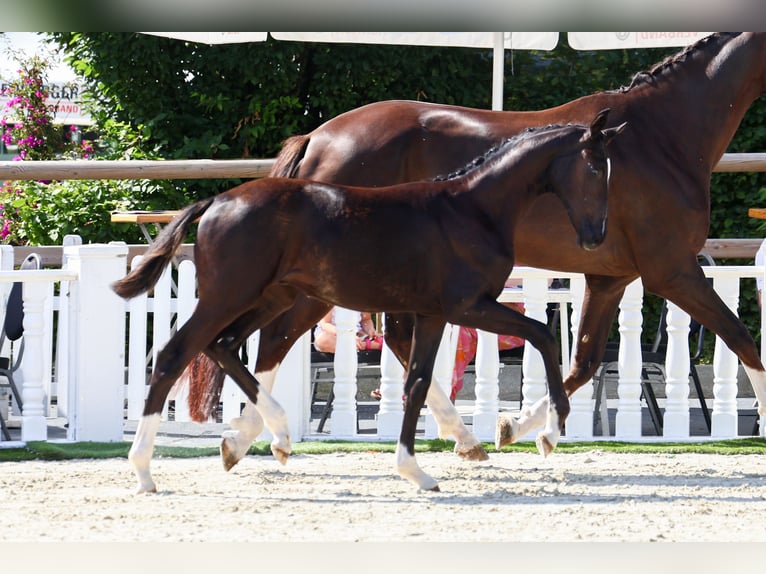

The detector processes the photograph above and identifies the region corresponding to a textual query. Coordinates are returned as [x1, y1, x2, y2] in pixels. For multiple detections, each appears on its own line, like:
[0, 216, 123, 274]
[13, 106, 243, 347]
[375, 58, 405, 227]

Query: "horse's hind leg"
[221, 297, 331, 470]
[209, 343, 292, 464]
[130, 315, 227, 493]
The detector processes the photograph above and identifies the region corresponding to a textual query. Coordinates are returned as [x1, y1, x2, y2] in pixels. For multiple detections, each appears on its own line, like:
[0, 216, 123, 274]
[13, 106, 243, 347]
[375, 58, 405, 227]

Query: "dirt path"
[2, 449, 766, 542]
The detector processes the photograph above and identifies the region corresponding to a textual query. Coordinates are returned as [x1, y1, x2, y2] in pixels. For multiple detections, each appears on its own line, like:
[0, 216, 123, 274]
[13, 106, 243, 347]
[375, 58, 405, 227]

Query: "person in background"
[313, 308, 383, 353]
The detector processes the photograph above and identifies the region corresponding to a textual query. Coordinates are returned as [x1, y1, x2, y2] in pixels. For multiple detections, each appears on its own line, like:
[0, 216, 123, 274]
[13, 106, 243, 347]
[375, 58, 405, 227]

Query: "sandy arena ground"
[2, 449, 766, 544]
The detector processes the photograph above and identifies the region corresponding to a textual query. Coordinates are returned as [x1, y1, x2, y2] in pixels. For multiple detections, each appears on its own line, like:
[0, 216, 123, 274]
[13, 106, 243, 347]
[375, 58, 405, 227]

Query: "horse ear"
[602, 121, 628, 146]
[589, 108, 611, 135]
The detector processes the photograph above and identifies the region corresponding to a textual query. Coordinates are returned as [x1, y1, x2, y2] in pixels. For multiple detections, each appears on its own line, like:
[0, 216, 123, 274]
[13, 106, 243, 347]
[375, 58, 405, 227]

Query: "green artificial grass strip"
[0, 437, 764, 463]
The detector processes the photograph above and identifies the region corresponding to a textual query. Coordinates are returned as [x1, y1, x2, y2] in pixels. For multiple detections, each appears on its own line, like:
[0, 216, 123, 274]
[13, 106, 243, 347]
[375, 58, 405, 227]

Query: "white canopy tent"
[144, 32, 716, 110]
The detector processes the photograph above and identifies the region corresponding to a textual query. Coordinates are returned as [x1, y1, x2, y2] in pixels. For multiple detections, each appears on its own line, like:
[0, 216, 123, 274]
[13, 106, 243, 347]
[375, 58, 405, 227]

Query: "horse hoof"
[456, 443, 490, 462]
[135, 484, 157, 494]
[535, 434, 554, 458]
[220, 437, 242, 472]
[428, 484, 441, 492]
[271, 445, 291, 465]
[495, 415, 516, 449]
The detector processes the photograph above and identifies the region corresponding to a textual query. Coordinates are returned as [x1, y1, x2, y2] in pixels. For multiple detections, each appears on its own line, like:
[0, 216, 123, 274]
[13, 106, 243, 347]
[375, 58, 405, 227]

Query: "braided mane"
[618, 33, 741, 92]
[433, 123, 570, 182]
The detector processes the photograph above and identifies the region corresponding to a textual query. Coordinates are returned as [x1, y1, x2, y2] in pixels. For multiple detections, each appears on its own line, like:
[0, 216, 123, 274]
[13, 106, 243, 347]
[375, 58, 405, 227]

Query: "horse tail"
[186, 353, 226, 422]
[269, 134, 310, 178]
[111, 197, 215, 299]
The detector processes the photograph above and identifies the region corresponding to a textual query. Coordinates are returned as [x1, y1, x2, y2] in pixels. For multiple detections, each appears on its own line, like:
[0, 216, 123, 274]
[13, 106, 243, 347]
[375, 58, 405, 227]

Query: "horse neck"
[460, 132, 564, 221]
[630, 33, 766, 167]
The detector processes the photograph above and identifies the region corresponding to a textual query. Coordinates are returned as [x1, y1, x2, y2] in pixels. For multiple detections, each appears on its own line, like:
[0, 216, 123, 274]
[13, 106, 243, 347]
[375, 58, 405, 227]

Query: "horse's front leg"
[497, 275, 627, 447]
[396, 315, 450, 491]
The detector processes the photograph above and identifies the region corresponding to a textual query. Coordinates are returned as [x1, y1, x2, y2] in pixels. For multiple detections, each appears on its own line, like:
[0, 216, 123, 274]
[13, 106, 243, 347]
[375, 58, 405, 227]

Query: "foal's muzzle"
[577, 218, 607, 251]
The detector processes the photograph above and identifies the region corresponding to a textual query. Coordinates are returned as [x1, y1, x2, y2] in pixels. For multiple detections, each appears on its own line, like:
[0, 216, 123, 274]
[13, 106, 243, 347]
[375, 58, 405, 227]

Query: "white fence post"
[663, 301, 691, 438]
[125, 256, 148, 420]
[472, 329, 500, 441]
[519, 275, 549, 439]
[615, 278, 644, 439]
[566, 275, 593, 438]
[64, 244, 127, 442]
[711, 275, 740, 438]
[53, 234, 82, 418]
[377, 313, 405, 439]
[19, 279, 49, 441]
[330, 307, 359, 437]
[425, 325, 455, 438]
[0, 246, 13, 423]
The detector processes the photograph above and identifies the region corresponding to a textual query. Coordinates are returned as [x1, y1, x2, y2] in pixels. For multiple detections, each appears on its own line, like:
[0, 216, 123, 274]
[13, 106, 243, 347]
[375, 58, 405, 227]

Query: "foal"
[113, 109, 624, 493]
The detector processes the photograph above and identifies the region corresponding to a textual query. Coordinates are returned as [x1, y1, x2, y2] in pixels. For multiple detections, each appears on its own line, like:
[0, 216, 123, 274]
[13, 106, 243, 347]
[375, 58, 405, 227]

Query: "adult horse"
[204, 32, 766, 469]
[114, 113, 623, 493]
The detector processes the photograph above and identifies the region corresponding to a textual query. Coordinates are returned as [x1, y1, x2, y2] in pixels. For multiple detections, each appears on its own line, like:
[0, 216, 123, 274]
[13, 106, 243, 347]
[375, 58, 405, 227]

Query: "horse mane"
[618, 33, 742, 92]
[432, 123, 570, 182]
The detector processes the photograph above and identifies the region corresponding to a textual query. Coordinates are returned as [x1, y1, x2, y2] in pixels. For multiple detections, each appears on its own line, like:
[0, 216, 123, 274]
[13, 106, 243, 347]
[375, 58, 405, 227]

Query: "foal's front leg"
[451, 297, 569, 456]
[384, 313, 487, 461]
[396, 315, 452, 491]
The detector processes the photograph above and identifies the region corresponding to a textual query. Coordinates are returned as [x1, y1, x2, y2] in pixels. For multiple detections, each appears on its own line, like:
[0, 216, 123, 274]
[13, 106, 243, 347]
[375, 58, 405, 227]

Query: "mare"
[202, 32, 766, 470]
[113, 112, 623, 493]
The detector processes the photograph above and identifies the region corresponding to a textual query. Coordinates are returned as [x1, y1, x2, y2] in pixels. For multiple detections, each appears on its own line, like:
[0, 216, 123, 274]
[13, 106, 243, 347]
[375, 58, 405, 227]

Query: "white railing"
[2, 240, 765, 446]
[0, 241, 127, 445]
[120, 256, 766, 443]
[298, 266, 766, 443]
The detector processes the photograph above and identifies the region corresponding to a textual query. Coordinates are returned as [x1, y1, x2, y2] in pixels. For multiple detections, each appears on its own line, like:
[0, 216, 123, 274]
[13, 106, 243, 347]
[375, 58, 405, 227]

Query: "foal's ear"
[602, 121, 628, 146]
[589, 108, 611, 135]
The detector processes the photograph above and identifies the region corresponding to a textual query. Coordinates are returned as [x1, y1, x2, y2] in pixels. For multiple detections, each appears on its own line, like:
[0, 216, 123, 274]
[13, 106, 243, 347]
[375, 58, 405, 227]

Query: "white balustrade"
[425, 325, 455, 438]
[3, 243, 765, 448]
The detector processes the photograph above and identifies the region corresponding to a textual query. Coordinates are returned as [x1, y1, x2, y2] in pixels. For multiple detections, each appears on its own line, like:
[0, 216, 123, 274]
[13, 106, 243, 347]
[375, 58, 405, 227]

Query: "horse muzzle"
[577, 218, 607, 251]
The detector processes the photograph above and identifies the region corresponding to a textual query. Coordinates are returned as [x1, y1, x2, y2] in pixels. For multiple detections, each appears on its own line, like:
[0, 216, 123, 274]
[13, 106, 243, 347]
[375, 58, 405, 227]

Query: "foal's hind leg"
[209, 343, 292, 464]
[221, 298, 331, 470]
[130, 314, 229, 493]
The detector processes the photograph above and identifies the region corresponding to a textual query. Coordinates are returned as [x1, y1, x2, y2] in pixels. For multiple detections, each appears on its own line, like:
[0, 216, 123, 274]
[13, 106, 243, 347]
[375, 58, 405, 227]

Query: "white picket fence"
[1, 238, 765, 446]
[121, 250, 766, 443]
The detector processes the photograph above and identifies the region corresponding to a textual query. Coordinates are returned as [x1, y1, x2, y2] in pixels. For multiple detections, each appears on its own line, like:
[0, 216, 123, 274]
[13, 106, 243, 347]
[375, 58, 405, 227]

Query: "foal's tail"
[111, 197, 215, 299]
[269, 134, 310, 178]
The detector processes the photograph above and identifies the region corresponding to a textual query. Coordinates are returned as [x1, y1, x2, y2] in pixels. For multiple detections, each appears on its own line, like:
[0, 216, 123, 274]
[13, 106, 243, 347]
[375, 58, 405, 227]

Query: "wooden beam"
[702, 238, 763, 259]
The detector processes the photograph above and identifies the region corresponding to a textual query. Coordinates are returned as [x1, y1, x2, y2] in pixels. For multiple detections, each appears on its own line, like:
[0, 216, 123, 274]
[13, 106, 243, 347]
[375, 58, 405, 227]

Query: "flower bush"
[1, 53, 186, 245]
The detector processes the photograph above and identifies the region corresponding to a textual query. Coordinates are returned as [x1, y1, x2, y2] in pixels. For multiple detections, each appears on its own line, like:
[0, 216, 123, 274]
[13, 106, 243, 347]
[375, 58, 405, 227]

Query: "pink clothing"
[450, 302, 525, 401]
